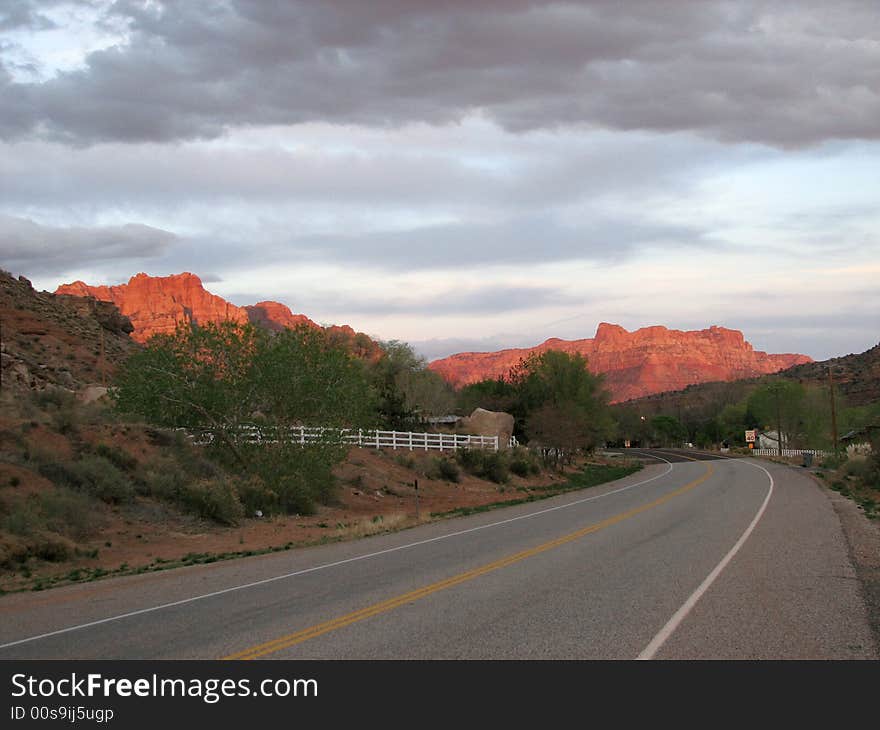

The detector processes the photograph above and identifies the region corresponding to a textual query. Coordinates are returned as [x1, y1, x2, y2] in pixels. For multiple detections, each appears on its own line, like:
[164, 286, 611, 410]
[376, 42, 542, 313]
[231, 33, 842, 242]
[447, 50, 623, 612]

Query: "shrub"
[237, 476, 278, 517]
[456, 448, 509, 483]
[427, 457, 460, 482]
[69, 456, 134, 504]
[38, 489, 98, 540]
[1, 501, 41, 536]
[33, 456, 81, 490]
[92, 443, 139, 472]
[138, 458, 186, 499]
[844, 457, 872, 480]
[395, 454, 416, 470]
[509, 447, 541, 478]
[32, 535, 73, 562]
[177, 479, 244, 526]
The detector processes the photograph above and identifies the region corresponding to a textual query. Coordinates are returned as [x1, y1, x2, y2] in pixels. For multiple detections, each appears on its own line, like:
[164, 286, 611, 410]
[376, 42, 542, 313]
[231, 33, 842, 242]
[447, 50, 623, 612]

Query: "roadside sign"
[745, 429, 756, 443]
[624, 439, 631, 448]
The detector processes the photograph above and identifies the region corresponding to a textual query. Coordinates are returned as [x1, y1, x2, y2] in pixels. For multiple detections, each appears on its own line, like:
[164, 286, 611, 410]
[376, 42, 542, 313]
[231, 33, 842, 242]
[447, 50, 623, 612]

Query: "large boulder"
[457, 408, 514, 449]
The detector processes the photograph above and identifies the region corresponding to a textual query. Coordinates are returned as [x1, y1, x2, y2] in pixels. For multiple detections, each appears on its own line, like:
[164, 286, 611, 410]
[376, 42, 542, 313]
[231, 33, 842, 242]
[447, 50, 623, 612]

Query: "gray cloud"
[0, 129, 730, 215]
[0, 214, 176, 275]
[280, 216, 708, 271]
[269, 284, 586, 318]
[0, 1, 57, 31]
[2, 1, 879, 146]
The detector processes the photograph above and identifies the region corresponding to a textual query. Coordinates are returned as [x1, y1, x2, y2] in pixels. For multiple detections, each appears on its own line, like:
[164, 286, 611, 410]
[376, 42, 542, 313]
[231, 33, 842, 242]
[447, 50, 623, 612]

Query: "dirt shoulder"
[806, 469, 880, 653]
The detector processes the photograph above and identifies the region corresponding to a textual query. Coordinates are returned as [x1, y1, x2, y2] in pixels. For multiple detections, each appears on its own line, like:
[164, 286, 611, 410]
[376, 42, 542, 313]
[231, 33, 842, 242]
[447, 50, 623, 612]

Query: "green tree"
[369, 340, 456, 428]
[114, 321, 375, 514]
[513, 351, 613, 463]
[650, 415, 687, 447]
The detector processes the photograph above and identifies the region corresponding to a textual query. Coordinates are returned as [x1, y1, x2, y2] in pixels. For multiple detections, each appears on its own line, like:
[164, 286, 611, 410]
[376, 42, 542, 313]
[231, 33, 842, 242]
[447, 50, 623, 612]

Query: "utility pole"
[828, 365, 839, 457]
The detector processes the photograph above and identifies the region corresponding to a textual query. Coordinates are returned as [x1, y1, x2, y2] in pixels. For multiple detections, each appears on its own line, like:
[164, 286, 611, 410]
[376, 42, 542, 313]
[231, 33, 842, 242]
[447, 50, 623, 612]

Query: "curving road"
[0, 450, 875, 659]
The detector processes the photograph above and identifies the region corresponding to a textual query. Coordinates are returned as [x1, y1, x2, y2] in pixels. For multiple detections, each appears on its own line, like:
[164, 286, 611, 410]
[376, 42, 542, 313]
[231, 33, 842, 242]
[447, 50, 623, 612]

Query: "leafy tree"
[113, 321, 375, 514]
[650, 415, 687, 447]
[369, 340, 456, 428]
[457, 378, 517, 416]
[514, 351, 613, 462]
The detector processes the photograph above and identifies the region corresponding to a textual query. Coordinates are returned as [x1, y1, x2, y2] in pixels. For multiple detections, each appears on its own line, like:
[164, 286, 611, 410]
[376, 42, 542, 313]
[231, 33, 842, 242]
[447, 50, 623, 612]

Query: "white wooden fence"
[191, 425, 501, 452]
[752, 448, 829, 458]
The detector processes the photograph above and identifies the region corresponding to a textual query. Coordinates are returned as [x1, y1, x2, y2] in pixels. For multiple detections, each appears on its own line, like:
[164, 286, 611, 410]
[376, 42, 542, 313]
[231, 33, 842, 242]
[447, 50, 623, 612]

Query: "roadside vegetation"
[815, 450, 880, 520]
[2, 321, 636, 592]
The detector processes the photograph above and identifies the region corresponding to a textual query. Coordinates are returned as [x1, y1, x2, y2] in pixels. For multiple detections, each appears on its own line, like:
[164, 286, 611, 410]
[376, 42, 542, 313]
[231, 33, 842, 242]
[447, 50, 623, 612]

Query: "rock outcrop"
[244, 301, 319, 332]
[55, 273, 383, 359]
[56, 273, 249, 343]
[1, 271, 136, 393]
[428, 322, 812, 403]
[457, 408, 515, 449]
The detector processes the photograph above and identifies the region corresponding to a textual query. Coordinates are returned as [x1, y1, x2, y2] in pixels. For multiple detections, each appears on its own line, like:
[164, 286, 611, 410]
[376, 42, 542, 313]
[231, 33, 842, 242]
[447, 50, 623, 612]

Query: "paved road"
[0, 451, 875, 659]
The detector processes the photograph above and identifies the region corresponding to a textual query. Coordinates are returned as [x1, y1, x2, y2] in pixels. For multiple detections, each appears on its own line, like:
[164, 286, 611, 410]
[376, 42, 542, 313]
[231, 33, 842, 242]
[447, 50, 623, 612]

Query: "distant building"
[757, 430, 788, 450]
[841, 425, 878, 456]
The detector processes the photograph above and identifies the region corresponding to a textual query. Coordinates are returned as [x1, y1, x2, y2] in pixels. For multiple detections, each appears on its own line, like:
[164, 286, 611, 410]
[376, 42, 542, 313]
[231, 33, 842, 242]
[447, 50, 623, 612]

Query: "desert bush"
[844, 457, 872, 480]
[236, 476, 278, 517]
[92, 442, 138, 472]
[138, 457, 186, 499]
[31, 389, 80, 435]
[395, 454, 416, 470]
[176, 479, 244, 526]
[68, 456, 134, 504]
[31, 534, 73, 562]
[427, 457, 460, 482]
[456, 448, 509, 483]
[38, 489, 98, 540]
[1, 501, 41, 536]
[509, 447, 541, 477]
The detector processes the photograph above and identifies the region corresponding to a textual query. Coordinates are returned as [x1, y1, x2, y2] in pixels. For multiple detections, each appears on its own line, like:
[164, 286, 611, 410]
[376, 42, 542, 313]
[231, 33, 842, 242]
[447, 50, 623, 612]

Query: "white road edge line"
[0, 453, 674, 651]
[637, 457, 774, 660]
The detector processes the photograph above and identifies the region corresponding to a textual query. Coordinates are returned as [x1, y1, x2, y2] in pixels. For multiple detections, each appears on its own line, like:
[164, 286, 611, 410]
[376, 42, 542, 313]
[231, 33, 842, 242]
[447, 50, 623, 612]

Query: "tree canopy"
[113, 321, 375, 514]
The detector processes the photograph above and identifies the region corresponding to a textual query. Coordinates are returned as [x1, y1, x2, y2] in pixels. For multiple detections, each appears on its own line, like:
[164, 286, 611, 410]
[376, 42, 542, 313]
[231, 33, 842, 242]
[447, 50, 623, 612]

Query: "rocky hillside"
[429, 322, 812, 403]
[56, 272, 383, 359]
[1, 271, 136, 393]
[774, 342, 880, 407]
[619, 340, 880, 417]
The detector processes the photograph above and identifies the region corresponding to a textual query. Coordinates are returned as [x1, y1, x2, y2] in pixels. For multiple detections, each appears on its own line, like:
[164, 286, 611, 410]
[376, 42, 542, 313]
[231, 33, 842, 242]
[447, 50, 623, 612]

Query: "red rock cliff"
[55, 274, 382, 359]
[428, 322, 812, 403]
[244, 301, 319, 332]
[56, 273, 249, 343]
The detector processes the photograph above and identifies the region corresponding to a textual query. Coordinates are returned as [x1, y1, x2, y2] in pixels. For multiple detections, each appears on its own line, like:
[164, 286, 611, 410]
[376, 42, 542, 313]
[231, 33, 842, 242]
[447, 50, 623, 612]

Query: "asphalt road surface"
[0, 450, 876, 659]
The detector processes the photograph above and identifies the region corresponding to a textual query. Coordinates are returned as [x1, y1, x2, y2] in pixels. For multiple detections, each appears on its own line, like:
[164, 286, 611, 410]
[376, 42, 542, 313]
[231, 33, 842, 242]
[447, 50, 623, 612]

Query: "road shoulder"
[803, 467, 880, 654]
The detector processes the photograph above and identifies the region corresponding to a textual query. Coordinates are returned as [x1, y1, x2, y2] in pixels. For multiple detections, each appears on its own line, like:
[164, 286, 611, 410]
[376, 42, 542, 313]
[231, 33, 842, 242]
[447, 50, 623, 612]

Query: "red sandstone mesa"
[428, 322, 812, 403]
[55, 274, 380, 360]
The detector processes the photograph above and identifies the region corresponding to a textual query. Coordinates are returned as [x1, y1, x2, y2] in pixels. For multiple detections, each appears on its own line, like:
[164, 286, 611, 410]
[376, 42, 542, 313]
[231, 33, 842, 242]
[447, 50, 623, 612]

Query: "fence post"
[409, 431, 413, 451]
[494, 436, 499, 452]
[392, 431, 397, 450]
[375, 430, 380, 449]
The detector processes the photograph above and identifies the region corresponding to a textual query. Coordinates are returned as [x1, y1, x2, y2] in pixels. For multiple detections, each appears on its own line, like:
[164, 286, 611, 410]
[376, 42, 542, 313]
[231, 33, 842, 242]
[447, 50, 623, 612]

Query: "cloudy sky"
[1, 0, 878, 361]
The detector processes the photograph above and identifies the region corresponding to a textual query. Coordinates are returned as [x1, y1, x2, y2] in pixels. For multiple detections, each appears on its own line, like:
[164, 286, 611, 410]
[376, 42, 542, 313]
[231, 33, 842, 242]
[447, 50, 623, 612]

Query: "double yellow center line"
[224, 458, 713, 660]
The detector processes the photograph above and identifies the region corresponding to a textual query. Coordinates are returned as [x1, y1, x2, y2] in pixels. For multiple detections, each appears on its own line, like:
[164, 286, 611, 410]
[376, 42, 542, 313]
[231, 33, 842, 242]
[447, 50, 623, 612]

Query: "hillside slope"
[1, 271, 136, 392]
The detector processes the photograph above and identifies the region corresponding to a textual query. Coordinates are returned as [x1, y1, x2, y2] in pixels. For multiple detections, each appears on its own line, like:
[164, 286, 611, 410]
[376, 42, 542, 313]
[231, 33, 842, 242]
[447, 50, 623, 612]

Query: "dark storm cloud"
[0, 214, 176, 275]
[2, 1, 878, 146]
